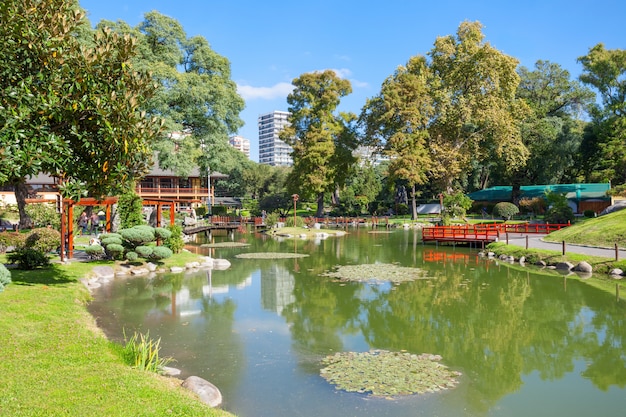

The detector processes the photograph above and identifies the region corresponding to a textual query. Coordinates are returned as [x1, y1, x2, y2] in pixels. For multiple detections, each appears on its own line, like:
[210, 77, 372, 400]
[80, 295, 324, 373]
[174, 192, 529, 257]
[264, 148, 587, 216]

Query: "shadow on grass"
[8, 264, 77, 286]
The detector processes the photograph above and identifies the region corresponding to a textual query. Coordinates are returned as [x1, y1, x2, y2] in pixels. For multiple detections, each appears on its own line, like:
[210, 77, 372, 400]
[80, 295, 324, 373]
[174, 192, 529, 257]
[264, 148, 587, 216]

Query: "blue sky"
[79, 0, 625, 162]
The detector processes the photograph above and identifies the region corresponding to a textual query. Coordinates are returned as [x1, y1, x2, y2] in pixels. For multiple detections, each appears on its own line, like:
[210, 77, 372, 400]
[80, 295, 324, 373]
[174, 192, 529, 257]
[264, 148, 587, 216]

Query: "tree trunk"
[479, 166, 490, 190]
[410, 184, 418, 220]
[511, 178, 522, 206]
[331, 187, 340, 206]
[315, 192, 324, 218]
[14, 179, 34, 229]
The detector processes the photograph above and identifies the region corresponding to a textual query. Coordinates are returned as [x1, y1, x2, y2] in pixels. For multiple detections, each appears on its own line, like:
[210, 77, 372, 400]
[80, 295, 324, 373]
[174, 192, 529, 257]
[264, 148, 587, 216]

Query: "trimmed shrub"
[150, 246, 173, 261]
[493, 202, 519, 221]
[135, 245, 154, 258]
[104, 243, 125, 260]
[0, 232, 25, 253]
[119, 226, 155, 247]
[583, 209, 596, 218]
[0, 263, 11, 292]
[24, 227, 61, 253]
[84, 244, 105, 260]
[100, 236, 123, 247]
[99, 233, 123, 240]
[154, 227, 172, 240]
[164, 224, 185, 254]
[125, 251, 139, 262]
[7, 248, 50, 269]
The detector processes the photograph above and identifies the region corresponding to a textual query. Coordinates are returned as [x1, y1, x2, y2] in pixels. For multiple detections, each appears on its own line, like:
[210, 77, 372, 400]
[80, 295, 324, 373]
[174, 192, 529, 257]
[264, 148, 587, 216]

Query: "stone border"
[478, 251, 624, 279]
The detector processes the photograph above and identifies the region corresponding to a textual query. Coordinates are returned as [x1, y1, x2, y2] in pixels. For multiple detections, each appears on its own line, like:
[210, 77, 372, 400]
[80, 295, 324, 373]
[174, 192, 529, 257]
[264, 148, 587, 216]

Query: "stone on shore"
[573, 261, 593, 273]
[182, 376, 222, 408]
[555, 262, 574, 271]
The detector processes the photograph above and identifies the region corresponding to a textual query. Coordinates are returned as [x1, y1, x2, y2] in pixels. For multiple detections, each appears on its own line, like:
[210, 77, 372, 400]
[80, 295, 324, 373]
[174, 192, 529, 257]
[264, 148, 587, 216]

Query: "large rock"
[91, 265, 115, 280]
[610, 268, 624, 277]
[573, 261, 593, 273]
[182, 376, 222, 408]
[555, 262, 574, 271]
[212, 258, 231, 270]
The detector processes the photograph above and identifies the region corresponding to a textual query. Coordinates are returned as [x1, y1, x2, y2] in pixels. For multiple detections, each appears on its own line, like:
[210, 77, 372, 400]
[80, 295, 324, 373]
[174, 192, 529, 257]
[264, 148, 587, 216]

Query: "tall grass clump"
[122, 330, 172, 373]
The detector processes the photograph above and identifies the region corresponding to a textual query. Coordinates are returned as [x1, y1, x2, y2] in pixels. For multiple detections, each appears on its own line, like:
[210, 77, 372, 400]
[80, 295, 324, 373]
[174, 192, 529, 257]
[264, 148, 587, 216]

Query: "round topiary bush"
[0, 263, 11, 292]
[135, 245, 154, 258]
[100, 236, 123, 247]
[150, 246, 173, 261]
[24, 227, 61, 253]
[104, 243, 125, 260]
[583, 209, 595, 218]
[125, 251, 139, 262]
[493, 202, 519, 221]
[154, 227, 172, 240]
[84, 244, 105, 260]
[119, 226, 156, 247]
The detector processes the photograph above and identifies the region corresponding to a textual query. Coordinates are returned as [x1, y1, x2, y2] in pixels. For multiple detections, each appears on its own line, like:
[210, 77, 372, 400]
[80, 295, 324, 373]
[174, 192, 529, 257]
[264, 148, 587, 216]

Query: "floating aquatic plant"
[201, 242, 251, 248]
[321, 263, 433, 283]
[235, 252, 309, 259]
[320, 350, 461, 397]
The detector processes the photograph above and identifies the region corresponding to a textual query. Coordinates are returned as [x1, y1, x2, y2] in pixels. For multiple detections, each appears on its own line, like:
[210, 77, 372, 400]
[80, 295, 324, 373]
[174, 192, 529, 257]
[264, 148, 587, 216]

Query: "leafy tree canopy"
[95, 11, 245, 178]
[0, 0, 163, 227]
[280, 70, 358, 217]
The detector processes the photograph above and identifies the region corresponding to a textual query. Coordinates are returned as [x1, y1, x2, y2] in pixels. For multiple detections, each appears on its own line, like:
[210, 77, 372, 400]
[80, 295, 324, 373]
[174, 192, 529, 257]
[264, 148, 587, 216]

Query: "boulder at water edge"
[573, 261, 593, 273]
[182, 376, 222, 408]
[555, 262, 574, 271]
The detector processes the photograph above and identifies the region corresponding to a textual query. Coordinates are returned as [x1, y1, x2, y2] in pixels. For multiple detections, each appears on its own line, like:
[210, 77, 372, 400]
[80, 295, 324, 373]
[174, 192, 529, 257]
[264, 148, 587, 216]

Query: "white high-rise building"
[258, 111, 292, 166]
[229, 135, 250, 159]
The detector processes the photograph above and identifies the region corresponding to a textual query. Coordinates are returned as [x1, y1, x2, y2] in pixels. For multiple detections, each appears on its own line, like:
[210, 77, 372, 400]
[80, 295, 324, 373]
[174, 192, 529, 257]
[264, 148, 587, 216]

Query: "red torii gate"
[60, 197, 176, 261]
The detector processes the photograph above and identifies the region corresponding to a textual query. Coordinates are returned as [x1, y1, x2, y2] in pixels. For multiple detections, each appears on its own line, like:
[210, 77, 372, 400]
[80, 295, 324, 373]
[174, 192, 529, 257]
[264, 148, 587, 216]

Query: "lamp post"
[292, 194, 299, 227]
[207, 167, 211, 215]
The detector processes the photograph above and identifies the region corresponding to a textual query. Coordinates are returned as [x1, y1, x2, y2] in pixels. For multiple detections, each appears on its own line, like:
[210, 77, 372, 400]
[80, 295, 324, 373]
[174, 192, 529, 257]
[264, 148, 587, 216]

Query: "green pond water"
[88, 228, 626, 417]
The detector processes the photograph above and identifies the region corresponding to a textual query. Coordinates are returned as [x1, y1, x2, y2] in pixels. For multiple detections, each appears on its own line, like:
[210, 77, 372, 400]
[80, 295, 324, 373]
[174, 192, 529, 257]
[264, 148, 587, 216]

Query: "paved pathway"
[503, 233, 626, 259]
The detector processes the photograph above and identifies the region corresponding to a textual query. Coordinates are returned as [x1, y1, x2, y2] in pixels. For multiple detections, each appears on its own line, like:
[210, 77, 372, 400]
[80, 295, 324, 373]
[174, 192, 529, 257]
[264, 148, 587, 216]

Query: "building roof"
[468, 183, 611, 202]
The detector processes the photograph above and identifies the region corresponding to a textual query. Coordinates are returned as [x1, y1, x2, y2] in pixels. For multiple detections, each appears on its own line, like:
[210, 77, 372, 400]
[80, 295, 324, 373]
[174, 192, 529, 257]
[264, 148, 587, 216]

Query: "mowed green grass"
[0, 260, 235, 417]
[544, 208, 626, 248]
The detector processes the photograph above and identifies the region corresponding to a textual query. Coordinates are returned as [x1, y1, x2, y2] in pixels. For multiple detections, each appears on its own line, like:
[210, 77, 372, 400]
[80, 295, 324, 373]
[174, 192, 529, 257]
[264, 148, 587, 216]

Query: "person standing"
[78, 212, 88, 235]
[90, 212, 100, 235]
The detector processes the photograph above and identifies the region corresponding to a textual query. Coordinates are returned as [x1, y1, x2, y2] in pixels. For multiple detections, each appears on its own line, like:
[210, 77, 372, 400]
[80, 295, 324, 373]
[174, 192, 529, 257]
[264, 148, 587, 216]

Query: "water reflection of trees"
[280, 239, 626, 413]
[89, 270, 245, 393]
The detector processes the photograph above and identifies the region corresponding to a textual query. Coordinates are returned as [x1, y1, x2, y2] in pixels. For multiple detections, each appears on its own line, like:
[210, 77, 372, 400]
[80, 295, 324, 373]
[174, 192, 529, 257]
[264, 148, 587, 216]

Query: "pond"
[88, 228, 626, 417]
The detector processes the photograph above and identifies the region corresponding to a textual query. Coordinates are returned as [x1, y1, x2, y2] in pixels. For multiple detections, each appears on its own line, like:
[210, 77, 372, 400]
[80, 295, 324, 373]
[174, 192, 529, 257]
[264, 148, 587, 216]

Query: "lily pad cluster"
[201, 242, 250, 248]
[235, 252, 309, 259]
[320, 350, 461, 397]
[321, 263, 432, 283]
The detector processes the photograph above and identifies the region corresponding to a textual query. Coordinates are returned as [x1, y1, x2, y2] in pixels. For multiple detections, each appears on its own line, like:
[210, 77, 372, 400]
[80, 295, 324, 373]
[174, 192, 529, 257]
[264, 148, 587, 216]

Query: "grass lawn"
[0, 258, 235, 417]
[543, 208, 626, 248]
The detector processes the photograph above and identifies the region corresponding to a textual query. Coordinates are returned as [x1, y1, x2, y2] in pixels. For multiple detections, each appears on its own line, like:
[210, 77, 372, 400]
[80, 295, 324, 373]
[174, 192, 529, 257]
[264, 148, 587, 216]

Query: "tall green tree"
[428, 21, 529, 192]
[280, 70, 358, 217]
[0, 0, 162, 228]
[577, 44, 626, 184]
[96, 12, 245, 182]
[484, 60, 594, 199]
[360, 56, 434, 219]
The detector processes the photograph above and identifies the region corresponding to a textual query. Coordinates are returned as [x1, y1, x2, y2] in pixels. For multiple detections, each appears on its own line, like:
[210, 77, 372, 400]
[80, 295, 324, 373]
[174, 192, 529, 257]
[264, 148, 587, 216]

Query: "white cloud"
[237, 82, 294, 101]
